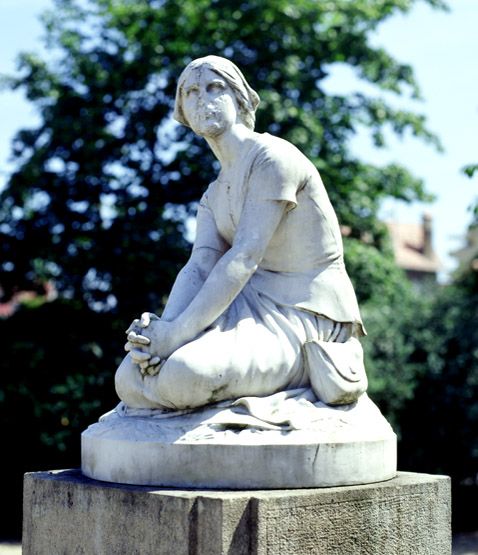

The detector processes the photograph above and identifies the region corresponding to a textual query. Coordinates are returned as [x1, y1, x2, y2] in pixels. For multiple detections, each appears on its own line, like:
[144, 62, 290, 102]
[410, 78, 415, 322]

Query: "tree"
[0, 300, 119, 536]
[0, 0, 445, 317]
[0, 0, 447, 537]
[396, 162, 478, 529]
[396, 254, 478, 530]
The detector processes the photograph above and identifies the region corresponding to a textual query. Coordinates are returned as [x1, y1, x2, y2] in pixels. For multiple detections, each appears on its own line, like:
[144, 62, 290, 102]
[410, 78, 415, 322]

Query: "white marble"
[81, 56, 397, 488]
[82, 392, 396, 488]
[114, 55, 367, 411]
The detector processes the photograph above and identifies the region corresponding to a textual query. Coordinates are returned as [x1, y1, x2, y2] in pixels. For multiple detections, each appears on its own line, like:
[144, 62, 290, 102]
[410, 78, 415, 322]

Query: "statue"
[82, 56, 396, 488]
[115, 55, 367, 410]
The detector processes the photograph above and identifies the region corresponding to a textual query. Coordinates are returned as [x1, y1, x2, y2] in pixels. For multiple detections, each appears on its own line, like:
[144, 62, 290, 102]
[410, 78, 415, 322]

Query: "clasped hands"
[125, 312, 177, 377]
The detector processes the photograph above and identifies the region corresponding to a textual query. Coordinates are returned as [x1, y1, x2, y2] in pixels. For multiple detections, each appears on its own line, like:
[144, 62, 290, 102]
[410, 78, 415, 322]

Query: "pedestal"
[23, 469, 451, 555]
[81, 394, 397, 488]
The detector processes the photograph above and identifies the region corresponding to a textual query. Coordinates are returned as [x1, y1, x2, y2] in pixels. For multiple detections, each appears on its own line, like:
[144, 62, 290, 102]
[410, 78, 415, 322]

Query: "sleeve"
[247, 139, 305, 213]
[192, 192, 229, 253]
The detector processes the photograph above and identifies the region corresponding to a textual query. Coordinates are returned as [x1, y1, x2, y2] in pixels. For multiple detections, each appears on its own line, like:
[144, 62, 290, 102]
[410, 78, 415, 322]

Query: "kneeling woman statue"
[115, 55, 367, 411]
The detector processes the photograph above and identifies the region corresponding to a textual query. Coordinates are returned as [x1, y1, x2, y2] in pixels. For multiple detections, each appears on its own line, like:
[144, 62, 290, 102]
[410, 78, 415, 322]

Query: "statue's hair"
[173, 56, 260, 131]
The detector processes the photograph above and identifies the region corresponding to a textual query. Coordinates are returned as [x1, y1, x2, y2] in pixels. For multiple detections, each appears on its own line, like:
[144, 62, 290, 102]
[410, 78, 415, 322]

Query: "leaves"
[0, 0, 444, 318]
[463, 164, 478, 178]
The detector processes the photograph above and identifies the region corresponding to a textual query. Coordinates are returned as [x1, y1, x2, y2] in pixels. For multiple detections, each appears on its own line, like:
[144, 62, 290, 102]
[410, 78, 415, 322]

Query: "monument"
[23, 56, 451, 554]
[81, 55, 396, 488]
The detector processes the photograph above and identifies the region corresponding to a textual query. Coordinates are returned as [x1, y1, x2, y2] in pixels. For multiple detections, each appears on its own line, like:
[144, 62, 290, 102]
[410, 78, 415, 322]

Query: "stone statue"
[115, 55, 367, 411]
[82, 56, 396, 489]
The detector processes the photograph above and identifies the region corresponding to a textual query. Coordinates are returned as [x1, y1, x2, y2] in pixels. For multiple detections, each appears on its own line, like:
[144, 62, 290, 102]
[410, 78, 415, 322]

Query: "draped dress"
[115, 133, 365, 410]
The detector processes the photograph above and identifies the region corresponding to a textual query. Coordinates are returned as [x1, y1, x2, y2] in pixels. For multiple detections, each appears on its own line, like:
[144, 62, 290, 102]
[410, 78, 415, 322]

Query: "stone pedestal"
[23, 469, 451, 555]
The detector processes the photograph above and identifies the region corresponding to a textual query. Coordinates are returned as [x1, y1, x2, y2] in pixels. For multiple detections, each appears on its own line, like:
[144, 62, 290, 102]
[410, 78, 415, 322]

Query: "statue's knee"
[154, 361, 187, 409]
[156, 352, 229, 410]
[114, 354, 136, 400]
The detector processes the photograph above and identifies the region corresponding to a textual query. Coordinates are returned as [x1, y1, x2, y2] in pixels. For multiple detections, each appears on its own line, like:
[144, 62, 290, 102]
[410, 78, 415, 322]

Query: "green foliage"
[344, 230, 435, 431]
[462, 163, 478, 220]
[0, 300, 121, 536]
[344, 234, 410, 305]
[463, 163, 478, 178]
[0, 0, 442, 316]
[383, 211, 478, 530]
[361, 289, 434, 431]
[398, 271, 478, 480]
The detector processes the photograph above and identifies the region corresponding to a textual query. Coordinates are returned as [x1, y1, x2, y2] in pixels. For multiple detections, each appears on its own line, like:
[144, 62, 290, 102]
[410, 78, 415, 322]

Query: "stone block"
[23, 469, 451, 555]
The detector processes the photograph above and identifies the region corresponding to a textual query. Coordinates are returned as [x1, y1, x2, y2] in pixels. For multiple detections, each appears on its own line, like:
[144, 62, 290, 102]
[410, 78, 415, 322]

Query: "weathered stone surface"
[81, 394, 397, 488]
[23, 469, 451, 555]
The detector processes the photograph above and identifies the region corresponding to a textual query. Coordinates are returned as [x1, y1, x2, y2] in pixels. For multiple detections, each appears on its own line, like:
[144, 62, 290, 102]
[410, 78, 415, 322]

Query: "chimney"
[422, 212, 433, 258]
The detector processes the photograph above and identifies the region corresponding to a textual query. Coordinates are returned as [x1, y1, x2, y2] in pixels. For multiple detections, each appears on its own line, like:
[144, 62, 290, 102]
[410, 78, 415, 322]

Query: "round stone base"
[81, 395, 397, 488]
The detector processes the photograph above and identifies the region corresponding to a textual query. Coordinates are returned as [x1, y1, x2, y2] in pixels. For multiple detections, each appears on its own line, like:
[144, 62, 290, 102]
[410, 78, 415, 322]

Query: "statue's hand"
[125, 312, 162, 376]
[126, 312, 160, 335]
[132, 318, 179, 359]
[125, 312, 181, 376]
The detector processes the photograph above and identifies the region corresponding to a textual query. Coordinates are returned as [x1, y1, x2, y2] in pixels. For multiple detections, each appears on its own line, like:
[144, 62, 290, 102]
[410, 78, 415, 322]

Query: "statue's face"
[180, 66, 240, 138]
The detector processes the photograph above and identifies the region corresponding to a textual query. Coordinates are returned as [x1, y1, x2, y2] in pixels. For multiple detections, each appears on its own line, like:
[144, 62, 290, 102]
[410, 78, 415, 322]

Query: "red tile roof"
[386, 219, 441, 273]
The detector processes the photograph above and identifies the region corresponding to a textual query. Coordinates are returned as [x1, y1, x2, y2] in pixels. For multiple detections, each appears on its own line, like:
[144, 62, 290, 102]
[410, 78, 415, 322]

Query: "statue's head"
[173, 55, 260, 131]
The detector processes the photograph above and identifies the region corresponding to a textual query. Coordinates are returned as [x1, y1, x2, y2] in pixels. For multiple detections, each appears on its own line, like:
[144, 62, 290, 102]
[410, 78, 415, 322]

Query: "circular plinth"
[81, 395, 397, 489]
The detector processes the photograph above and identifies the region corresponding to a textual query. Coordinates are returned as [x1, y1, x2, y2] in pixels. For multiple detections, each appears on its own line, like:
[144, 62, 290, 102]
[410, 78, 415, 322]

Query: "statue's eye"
[185, 87, 199, 97]
[207, 81, 226, 93]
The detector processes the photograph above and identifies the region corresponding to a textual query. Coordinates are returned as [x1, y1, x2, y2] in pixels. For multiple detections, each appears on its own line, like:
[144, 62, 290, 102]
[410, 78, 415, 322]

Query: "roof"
[386, 221, 441, 273]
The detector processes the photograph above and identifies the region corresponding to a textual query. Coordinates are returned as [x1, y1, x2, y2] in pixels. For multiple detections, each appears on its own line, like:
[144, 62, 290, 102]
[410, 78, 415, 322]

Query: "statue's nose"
[197, 89, 206, 106]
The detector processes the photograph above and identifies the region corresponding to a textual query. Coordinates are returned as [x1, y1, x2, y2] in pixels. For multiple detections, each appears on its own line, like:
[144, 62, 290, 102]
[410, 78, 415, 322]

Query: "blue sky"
[1, 0, 477, 278]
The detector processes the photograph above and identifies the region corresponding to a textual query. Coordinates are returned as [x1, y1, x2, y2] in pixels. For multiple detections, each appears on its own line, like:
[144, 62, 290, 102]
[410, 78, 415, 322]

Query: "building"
[450, 224, 478, 273]
[386, 213, 441, 286]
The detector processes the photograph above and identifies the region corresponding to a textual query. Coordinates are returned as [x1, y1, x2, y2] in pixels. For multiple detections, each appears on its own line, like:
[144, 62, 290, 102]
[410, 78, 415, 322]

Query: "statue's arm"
[161, 247, 224, 322]
[168, 194, 287, 346]
[129, 163, 292, 361]
[161, 194, 228, 322]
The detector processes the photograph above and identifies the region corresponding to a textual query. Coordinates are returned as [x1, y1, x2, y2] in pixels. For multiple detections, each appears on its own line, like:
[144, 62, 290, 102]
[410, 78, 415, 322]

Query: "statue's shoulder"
[252, 133, 308, 170]
[254, 132, 299, 154]
[249, 134, 316, 187]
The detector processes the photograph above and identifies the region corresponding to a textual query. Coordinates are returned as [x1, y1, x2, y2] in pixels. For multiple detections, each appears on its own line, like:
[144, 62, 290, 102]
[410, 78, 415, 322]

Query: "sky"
[1, 0, 477, 279]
